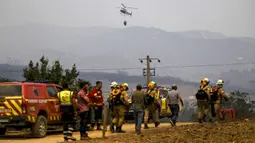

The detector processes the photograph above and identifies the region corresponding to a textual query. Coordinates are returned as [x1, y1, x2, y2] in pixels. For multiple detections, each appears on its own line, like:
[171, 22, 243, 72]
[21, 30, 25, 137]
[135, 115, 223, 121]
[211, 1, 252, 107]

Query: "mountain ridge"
[1, 24, 255, 83]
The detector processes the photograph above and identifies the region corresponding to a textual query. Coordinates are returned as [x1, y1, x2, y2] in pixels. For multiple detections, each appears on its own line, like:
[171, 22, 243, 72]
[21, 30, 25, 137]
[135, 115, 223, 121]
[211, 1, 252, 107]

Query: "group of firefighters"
[57, 77, 228, 142]
[196, 78, 228, 123]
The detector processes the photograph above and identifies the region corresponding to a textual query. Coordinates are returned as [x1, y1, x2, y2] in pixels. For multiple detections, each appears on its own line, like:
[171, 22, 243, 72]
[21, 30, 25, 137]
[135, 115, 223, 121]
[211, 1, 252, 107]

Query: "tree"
[23, 56, 79, 86]
[23, 60, 37, 81]
[227, 91, 253, 117]
[50, 60, 64, 84]
[39, 56, 50, 80]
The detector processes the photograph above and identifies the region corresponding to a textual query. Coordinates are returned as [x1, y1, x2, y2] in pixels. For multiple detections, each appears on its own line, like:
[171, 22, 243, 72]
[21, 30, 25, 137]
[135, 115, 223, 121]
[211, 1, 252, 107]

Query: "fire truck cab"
[0, 81, 63, 137]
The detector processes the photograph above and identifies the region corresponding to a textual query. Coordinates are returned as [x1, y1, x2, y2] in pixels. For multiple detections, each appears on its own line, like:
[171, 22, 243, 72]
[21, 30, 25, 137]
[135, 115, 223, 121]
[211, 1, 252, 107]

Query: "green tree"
[39, 56, 50, 80]
[50, 60, 63, 84]
[228, 91, 253, 117]
[23, 60, 36, 81]
[34, 62, 40, 80]
[23, 56, 79, 87]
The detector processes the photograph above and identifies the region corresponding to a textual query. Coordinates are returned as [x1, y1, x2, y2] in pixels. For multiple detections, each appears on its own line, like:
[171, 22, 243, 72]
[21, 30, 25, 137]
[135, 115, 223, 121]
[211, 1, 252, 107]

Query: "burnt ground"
[1, 120, 254, 143]
[77, 118, 255, 143]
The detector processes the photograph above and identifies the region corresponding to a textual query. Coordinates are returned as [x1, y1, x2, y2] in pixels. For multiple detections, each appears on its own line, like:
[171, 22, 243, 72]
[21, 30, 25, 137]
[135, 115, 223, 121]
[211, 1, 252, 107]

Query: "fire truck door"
[46, 86, 61, 122]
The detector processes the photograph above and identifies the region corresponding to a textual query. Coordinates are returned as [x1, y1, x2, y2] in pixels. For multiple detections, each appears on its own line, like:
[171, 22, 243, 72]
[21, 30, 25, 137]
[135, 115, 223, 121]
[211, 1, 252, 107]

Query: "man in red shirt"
[89, 81, 104, 130]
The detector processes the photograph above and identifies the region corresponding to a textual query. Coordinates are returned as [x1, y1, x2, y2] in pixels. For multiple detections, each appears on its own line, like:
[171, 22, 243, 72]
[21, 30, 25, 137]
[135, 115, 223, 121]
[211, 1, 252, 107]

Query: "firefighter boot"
[96, 123, 102, 130]
[116, 126, 126, 133]
[202, 114, 207, 122]
[144, 123, 149, 129]
[80, 133, 90, 140]
[91, 123, 95, 130]
[64, 136, 77, 141]
[198, 119, 203, 124]
[169, 120, 174, 126]
[110, 124, 115, 133]
[172, 120, 176, 126]
[155, 121, 160, 127]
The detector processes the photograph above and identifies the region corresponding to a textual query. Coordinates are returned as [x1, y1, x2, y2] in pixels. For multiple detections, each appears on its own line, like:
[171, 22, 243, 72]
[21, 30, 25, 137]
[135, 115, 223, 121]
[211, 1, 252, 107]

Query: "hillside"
[1, 64, 254, 98]
[1, 24, 255, 82]
[80, 118, 255, 143]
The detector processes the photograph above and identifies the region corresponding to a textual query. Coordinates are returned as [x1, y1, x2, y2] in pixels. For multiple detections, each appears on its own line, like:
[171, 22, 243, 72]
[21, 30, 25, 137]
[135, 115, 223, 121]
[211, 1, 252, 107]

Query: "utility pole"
[139, 55, 160, 84]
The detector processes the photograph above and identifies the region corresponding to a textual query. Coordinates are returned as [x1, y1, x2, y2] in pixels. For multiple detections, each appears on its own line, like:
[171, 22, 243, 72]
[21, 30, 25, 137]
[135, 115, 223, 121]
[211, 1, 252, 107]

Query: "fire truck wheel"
[31, 115, 48, 137]
[0, 128, 6, 135]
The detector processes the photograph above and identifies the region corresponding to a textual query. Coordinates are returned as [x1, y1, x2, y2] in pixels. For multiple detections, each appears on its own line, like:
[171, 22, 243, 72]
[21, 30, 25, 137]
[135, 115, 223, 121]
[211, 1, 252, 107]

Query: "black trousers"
[211, 103, 216, 117]
[62, 113, 75, 137]
[94, 107, 103, 125]
[79, 111, 89, 136]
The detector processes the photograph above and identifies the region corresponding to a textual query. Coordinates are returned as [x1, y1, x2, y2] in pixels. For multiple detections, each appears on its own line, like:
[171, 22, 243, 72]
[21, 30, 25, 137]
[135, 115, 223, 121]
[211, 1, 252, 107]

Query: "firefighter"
[212, 79, 228, 122]
[111, 84, 129, 133]
[195, 78, 211, 123]
[90, 81, 104, 130]
[107, 81, 118, 132]
[58, 83, 77, 141]
[144, 81, 160, 129]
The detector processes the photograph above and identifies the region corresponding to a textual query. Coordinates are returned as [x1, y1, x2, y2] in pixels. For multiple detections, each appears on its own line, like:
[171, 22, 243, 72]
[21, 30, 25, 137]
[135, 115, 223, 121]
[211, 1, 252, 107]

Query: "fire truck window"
[0, 85, 22, 97]
[33, 86, 39, 96]
[159, 90, 168, 97]
[46, 86, 57, 98]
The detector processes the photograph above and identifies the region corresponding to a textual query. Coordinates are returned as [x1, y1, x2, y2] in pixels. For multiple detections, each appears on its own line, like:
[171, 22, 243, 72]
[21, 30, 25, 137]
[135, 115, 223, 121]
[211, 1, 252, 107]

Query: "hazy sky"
[0, 0, 254, 37]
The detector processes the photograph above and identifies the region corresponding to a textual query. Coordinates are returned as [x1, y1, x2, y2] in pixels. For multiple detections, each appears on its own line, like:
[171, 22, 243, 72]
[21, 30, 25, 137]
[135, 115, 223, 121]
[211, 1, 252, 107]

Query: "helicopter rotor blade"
[121, 3, 126, 8]
[126, 7, 138, 9]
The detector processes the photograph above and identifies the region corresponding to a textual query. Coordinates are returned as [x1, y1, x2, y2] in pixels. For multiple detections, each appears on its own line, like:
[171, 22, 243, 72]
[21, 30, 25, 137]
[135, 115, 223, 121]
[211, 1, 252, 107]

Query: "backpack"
[144, 90, 155, 105]
[111, 88, 123, 105]
[195, 88, 208, 100]
[210, 86, 219, 101]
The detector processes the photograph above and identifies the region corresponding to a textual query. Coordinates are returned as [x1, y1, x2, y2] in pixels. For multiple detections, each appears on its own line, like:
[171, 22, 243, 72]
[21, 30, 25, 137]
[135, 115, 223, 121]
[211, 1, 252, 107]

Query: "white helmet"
[216, 79, 224, 85]
[151, 81, 156, 84]
[111, 81, 118, 87]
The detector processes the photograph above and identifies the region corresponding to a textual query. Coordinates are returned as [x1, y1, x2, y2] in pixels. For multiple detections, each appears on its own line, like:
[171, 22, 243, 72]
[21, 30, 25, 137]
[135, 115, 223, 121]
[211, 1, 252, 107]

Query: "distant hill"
[0, 64, 254, 98]
[1, 24, 255, 82]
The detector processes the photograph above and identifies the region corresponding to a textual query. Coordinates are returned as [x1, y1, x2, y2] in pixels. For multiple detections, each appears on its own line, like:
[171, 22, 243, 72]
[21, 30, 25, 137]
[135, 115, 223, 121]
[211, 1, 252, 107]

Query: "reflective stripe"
[27, 115, 36, 123]
[63, 131, 72, 134]
[58, 90, 73, 105]
[28, 116, 31, 121]
[32, 116, 35, 122]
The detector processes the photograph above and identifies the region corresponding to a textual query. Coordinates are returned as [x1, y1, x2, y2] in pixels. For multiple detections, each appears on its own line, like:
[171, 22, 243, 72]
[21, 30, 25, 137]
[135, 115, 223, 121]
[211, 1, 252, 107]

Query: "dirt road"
[0, 122, 194, 143]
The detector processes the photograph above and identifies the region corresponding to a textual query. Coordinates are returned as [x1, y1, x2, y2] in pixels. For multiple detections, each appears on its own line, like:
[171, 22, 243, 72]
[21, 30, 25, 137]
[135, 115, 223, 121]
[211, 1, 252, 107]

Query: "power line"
[0, 61, 253, 72]
[78, 62, 255, 71]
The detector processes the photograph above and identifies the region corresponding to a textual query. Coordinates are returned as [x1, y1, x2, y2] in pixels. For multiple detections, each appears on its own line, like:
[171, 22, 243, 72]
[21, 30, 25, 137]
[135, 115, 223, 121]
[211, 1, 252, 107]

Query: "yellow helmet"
[122, 83, 129, 87]
[148, 81, 156, 89]
[121, 83, 129, 90]
[201, 78, 209, 83]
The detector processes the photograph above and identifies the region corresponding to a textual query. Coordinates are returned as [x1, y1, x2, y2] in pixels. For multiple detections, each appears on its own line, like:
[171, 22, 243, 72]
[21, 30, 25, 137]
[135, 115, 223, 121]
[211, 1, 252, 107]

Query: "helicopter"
[116, 3, 138, 26]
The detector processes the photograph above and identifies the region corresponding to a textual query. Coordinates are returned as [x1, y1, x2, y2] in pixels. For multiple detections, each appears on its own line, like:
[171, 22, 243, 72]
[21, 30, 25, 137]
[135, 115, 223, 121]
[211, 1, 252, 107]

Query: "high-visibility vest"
[58, 90, 73, 105]
[160, 98, 171, 116]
